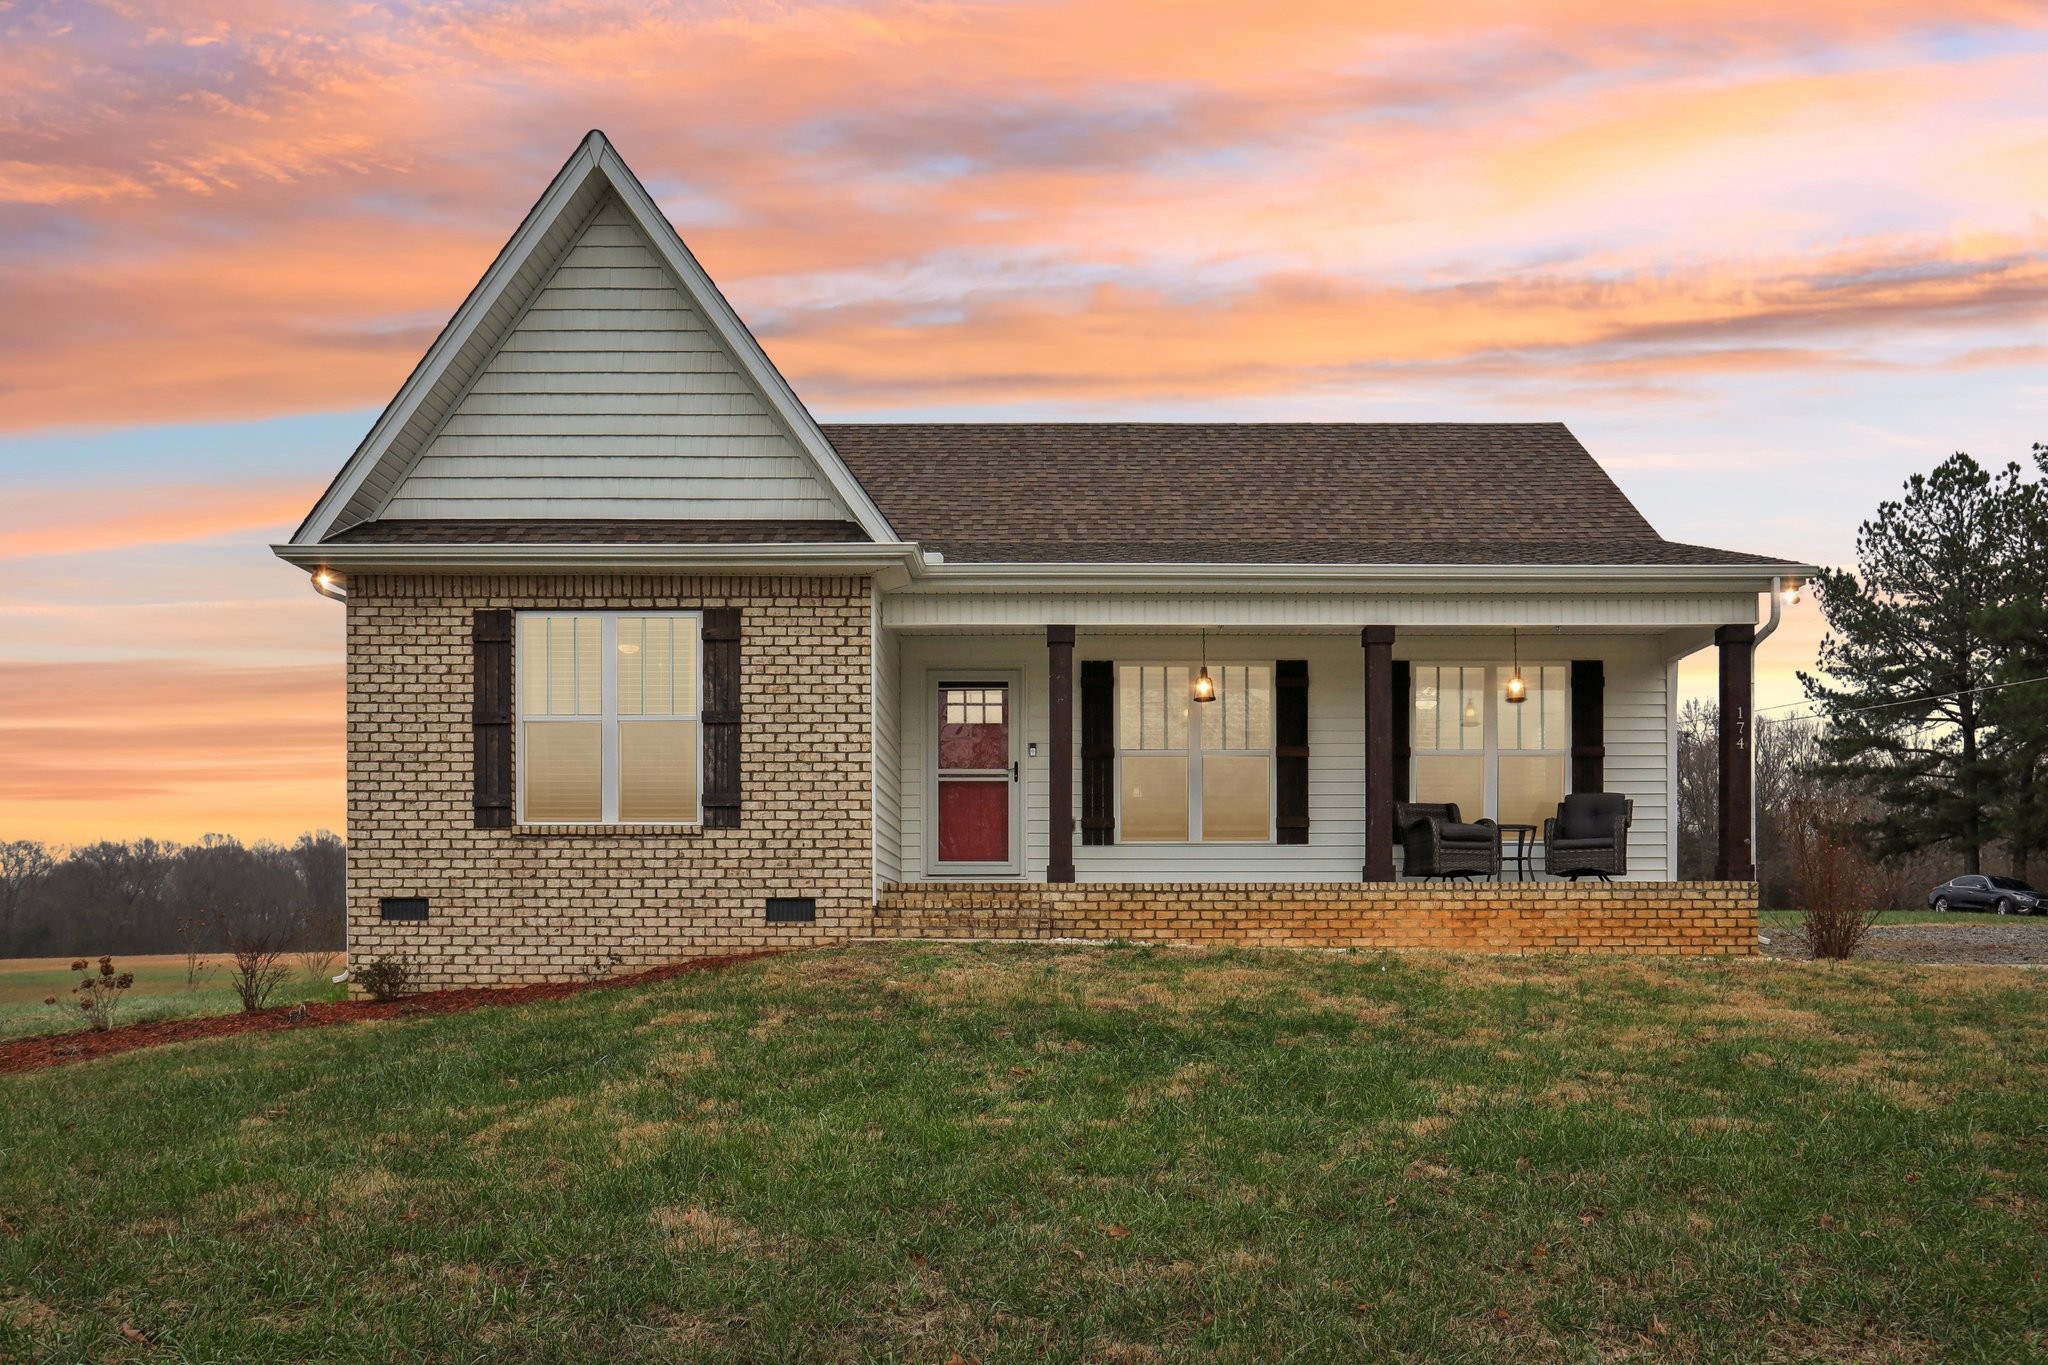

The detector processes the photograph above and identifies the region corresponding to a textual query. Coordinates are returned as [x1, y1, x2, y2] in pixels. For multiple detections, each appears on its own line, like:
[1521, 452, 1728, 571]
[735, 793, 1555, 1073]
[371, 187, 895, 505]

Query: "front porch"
[876, 591, 1765, 892]
[870, 880, 1759, 955]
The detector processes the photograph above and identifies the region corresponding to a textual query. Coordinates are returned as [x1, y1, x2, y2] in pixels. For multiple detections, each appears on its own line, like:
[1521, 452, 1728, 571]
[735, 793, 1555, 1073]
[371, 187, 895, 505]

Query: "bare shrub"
[217, 902, 301, 1012]
[1789, 788, 1882, 960]
[52, 956, 135, 1032]
[354, 954, 417, 1003]
[298, 949, 340, 984]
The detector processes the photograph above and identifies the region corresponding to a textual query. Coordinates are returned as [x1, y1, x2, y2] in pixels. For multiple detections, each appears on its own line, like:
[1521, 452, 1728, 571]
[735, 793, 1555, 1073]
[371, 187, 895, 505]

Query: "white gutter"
[276, 539, 1815, 600]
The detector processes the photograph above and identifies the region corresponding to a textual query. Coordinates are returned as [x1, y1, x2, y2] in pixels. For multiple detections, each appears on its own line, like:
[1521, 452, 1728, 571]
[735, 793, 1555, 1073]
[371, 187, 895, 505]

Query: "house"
[276, 132, 1810, 988]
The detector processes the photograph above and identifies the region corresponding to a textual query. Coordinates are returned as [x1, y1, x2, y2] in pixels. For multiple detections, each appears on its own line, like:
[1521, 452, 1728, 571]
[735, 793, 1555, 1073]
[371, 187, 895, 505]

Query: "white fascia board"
[273, 541, 924, 575]
[291, 136, 606, 546]
[897, 560, 1823, 596]
[590, 141, 901, 546]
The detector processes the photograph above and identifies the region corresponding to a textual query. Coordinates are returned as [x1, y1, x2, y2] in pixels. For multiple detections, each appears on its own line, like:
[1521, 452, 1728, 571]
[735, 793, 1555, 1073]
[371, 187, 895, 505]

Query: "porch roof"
[823, 422, 1799, 569]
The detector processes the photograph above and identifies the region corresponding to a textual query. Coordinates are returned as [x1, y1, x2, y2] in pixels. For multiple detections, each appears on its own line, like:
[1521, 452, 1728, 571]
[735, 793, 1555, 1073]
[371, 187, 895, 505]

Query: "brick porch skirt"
[872, 881, 1758, 956]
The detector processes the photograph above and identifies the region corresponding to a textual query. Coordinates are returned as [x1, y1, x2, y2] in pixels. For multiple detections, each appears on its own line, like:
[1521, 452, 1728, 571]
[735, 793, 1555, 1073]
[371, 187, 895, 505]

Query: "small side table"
[1495, 824, 1537, 881]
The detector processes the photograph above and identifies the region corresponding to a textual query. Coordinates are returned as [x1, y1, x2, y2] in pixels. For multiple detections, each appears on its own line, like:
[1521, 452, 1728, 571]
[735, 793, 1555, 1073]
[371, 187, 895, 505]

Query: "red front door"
[936, 683, 1013, 867]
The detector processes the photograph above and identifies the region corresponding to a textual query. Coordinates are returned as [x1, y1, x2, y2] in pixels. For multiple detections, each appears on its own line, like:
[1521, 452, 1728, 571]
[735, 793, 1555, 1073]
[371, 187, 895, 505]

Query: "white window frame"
[1408, 662, 1571, 830]
[515, 610, 703, 826]
[1114, 661, 1276, 844]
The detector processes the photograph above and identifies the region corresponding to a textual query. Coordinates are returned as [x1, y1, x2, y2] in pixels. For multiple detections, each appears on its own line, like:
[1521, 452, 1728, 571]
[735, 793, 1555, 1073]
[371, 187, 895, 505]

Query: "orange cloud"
[0, 661, 342, 845]
[0, 482, 318, 558]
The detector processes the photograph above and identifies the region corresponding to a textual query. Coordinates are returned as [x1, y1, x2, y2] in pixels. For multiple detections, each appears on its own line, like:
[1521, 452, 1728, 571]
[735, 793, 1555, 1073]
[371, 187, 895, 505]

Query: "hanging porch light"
[1505, 629, 1528, 704]
[1191, 629, 1217, 703]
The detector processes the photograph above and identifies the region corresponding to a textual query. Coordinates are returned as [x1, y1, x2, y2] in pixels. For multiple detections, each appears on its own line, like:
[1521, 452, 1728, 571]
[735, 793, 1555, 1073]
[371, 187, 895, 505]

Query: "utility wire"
[1755, 672, 2048, 724]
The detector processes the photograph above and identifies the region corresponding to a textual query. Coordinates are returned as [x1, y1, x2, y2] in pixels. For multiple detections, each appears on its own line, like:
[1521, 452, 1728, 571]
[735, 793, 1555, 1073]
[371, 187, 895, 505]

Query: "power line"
[1755, 672, 2048, 725]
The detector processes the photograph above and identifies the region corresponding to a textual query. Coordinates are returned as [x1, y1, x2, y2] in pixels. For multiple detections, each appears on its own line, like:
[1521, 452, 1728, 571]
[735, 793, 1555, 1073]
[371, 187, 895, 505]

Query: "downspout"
[311, 569, 348, 602]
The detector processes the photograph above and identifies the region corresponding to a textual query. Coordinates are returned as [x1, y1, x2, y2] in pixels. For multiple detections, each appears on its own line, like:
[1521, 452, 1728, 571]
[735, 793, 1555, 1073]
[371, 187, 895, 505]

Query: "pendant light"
[1505, 629, 1528, 704]
[1191, 629, 1217, 704]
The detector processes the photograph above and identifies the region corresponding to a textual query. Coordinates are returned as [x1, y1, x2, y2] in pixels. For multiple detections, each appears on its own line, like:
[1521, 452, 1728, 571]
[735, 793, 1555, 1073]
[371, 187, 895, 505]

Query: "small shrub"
[355, 954, 418, 1003]
[297, 949, 340, 984]
[1791, 792, 1881, 960]
[63, 957, 136, 1032]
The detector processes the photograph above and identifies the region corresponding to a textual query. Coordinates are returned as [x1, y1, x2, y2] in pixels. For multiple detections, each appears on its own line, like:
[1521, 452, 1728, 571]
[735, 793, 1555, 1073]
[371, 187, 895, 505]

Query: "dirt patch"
[0, 951, 778, 1076]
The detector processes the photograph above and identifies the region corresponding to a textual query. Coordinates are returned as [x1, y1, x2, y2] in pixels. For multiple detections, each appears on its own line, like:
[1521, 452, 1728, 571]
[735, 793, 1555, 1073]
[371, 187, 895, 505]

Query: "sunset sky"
[3, 0, 2046, 846]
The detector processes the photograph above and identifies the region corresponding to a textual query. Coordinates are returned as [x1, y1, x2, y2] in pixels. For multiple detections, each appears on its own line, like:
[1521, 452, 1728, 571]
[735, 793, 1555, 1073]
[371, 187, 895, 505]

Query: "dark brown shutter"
[1080, 660, 1115, 845]
[701, 607, 742, 828]
[1275, 659, 1310, 844]
[1389, 660, 1411, 850]
[472, 609, 514, 829]
[1570, 659, 1604, 792]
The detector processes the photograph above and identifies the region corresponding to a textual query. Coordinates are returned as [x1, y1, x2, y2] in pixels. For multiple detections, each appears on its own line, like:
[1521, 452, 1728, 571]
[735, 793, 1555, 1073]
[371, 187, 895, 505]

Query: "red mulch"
[0, 950, 782, 1076]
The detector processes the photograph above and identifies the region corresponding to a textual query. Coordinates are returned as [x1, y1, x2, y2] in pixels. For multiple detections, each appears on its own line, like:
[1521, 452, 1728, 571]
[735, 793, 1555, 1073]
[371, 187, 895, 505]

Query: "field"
[2, 941, 2045, 1361]
[0, 953, 347, 1041]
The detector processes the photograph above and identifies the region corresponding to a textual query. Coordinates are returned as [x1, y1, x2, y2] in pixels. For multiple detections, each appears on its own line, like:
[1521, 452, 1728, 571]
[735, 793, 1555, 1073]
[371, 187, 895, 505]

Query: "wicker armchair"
[1542, 793, 1633, 880]
[1394, 801, 1501, 880]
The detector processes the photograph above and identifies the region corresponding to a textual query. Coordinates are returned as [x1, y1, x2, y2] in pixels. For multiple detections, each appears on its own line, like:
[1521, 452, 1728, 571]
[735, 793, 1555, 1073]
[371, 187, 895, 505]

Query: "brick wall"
[873, 881, 1758, 956]
[343, 573, 872, 990]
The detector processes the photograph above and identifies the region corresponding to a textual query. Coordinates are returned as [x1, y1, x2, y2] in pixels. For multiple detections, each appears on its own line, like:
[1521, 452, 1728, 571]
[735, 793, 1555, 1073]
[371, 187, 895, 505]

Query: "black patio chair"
[1394, 801, 1501, 880]
[1542, 793, 1633, 880]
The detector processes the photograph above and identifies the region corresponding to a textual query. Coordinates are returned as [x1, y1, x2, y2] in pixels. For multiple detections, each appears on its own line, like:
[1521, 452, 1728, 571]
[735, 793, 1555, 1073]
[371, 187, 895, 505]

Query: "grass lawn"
[2, 942, 2045, 1361]
[1756, 909, 1962, 928]
[0, 953, 347, 1041]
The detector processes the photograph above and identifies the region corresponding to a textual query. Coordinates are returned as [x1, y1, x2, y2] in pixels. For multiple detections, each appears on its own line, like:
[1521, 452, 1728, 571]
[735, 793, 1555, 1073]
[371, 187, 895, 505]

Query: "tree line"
[0, 833, 344, 959]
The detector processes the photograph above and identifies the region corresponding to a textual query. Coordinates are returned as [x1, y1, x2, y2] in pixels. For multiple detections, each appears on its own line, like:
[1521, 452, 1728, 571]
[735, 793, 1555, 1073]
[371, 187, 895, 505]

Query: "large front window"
[1117, 663, 1273, 842]
[517, 612, 701, 824]
[1411, 663, 1568, 829]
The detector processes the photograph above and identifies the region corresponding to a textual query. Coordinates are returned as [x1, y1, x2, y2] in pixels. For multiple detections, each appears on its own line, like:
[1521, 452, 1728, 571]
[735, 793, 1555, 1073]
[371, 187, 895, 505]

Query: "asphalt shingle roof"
[823, 422, 1797, 567]
[318, 422, 1797, 569]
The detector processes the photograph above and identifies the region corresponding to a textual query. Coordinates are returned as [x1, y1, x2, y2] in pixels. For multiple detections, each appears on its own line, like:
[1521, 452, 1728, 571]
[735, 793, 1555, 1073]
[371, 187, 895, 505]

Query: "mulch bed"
[0, 951, 781, 1077]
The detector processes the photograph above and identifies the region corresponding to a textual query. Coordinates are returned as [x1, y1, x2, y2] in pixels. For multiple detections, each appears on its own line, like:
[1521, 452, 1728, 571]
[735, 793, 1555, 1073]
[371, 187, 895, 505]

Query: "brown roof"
[824, 422, 1797, 567]
[317, 424, 1796, 569]
[323, 519, 868, 545]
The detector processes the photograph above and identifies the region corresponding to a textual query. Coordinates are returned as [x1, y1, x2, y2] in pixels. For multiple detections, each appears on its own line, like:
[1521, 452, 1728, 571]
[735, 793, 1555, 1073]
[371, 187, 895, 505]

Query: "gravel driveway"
[1759, 918, 2048, 965]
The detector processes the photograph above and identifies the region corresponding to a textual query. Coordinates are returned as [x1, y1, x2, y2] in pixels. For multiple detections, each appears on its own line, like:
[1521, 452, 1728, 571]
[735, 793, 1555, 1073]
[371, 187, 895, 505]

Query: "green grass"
[2, 943, 2045, 1361]
[1756, 909, 1969, 928]
[0, 954, 347, 1041]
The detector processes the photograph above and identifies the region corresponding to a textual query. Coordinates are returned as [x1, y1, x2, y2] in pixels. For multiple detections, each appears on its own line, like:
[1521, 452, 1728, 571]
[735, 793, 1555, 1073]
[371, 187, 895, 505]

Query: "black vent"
[765, 897, 816, 923]
[379, 897, 428, 922]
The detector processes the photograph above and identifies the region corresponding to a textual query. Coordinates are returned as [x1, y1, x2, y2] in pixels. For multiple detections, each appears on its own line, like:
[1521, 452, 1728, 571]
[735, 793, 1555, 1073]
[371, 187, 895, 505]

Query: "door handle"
[1012, 760, 1020, 781]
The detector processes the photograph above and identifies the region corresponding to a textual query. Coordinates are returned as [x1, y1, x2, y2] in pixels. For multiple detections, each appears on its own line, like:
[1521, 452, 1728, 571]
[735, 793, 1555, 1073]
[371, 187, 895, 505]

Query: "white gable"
[292, 132, 896, 543]
[380, 196, 849, 521]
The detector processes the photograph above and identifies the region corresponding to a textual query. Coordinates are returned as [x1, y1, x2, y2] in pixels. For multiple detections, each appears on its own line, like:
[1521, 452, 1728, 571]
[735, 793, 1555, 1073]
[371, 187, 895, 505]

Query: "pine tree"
[1976, 446, 2048, 879]
[1798, 453, 2030, 874]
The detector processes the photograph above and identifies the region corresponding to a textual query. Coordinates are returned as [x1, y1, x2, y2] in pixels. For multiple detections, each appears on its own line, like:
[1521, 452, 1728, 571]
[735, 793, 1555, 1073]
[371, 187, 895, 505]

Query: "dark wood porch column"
[1362, 626, 1396, 881]
[1715, 623, 1755, 881]
[1046, 625, 1077, 882]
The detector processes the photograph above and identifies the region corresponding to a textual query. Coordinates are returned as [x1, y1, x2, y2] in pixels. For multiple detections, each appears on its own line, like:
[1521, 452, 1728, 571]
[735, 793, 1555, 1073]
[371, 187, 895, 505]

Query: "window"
[1411, 663, 1569, 830]
[1117, 663, 1273, 842]
[517, 612, 701, 824]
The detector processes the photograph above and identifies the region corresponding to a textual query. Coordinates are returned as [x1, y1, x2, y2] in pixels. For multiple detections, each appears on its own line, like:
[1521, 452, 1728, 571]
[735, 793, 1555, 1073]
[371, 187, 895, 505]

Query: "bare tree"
[0, 840, 57, 954]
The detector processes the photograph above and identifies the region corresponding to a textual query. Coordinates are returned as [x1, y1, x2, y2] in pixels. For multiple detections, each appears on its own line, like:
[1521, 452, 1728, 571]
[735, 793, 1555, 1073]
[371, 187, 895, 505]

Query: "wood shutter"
[1275, 659, 1310, 844]
[472, 609, 514, 829]
[1080, 660, 1115, 845]
[1389, 659, 1411, 850]
[701, 607, 742, 828]
[1570, 659, 1605, 793]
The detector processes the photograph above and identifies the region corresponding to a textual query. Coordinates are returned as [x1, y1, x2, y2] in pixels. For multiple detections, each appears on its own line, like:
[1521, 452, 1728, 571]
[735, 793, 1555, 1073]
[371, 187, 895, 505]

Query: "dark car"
[1927, 875, 2043, 915]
